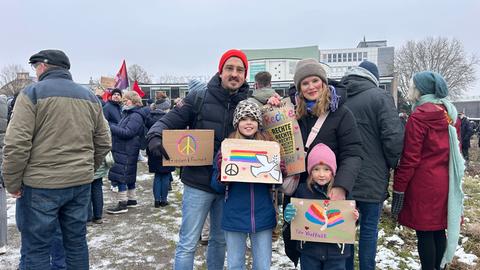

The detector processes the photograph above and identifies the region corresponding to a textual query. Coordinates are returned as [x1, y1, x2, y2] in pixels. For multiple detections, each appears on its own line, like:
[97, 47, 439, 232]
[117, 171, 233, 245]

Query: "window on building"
[343, 53, 347, 62]
[353, 52, 357, 61]
[328, 54, 332, 62]
[348, 53, 352, 62]
[363, 52, 368, 59]
[171, 87, 180, 99]
[333, 54, 337, 62]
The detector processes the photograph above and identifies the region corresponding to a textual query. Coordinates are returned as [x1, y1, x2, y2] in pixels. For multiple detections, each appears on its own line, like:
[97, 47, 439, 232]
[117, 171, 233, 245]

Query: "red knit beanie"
[218, 49, 248, 78]
[307, 143, 337, 176]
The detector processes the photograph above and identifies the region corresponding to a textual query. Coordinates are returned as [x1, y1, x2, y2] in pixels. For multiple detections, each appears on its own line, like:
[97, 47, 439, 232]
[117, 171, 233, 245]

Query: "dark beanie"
[359, 61, 379, 80]
[111, 88, 123, 97]
[29, 49, 71, 70]
[413, 71, 448, 98]
[293, 59, 328, 91]
[218, 49, 249, 78]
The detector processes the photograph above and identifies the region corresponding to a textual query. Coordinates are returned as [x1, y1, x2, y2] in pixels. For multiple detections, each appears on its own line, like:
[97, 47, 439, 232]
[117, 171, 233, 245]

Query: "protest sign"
[100, 76, 116, 89]
[290, 198, 356, 244]
[221, 139, 283, 184]
[261, 99, 305, 175]
[162, 130, 214, 166]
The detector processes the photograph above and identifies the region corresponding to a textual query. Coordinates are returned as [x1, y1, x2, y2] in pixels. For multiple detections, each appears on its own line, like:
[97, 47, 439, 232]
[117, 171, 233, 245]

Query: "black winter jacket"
[103, 100, 122, 124]
[146, 109, 175, 174]
[108, 106, 147, 184]
[298, 96, 362, 196]
[341, 70, 404, 202]
[147, 73, 249, 193]
[294, 183, 351, 260]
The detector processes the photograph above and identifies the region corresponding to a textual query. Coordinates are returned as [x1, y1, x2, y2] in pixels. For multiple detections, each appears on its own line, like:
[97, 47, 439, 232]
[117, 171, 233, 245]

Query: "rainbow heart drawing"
[305, 203, 345, 228]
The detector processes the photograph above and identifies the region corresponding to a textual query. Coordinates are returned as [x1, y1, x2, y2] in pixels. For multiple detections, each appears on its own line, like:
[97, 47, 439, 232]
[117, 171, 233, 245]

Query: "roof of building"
[243, 45, 319, 61]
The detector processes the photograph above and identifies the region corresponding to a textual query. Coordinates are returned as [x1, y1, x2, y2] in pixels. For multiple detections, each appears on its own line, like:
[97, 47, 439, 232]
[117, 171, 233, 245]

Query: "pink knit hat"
[307, 143, 337, 176]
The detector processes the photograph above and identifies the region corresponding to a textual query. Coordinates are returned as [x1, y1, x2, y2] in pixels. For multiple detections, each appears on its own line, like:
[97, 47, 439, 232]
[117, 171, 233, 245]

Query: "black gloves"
[148, 136, 170, 160]
[391, 191, 405, 220]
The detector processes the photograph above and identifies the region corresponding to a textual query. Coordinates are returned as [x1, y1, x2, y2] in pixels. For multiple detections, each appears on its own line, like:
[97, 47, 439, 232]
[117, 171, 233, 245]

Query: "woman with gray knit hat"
[393, 71, 465, 270]
[282, 58, 363, 267]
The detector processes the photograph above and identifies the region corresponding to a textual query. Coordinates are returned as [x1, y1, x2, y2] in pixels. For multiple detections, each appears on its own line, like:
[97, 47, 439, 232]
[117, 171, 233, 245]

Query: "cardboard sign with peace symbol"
[162, 129, 214, 166]
[221, 139, 283, 184]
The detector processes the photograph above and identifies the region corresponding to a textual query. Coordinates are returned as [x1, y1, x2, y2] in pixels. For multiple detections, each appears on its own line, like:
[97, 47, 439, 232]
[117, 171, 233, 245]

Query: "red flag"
[102, 89, 111, 102]
[114, 60, 129, 90]
[132, 80, 145, 98]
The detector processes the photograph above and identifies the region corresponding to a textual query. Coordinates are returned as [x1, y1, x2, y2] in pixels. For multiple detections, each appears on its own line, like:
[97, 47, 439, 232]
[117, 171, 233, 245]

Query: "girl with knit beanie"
[283, 143, 359, 270]
[392, 71, 465, 270]
[210, 100, 286, 270]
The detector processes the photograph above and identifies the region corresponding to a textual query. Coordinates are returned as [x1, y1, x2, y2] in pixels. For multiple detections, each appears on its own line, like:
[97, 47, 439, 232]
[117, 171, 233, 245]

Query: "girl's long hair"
[306, 162, 335, 195]
[295, 81, 331, 119]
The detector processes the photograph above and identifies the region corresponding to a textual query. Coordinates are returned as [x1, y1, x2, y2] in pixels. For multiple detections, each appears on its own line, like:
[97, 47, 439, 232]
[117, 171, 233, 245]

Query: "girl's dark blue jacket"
[293, 182, 351, 260]
[211, 150, 278, 233]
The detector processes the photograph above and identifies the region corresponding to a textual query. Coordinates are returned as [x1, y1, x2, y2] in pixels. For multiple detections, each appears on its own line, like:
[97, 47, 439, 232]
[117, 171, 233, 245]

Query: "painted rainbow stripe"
[229, 150, 267, 163]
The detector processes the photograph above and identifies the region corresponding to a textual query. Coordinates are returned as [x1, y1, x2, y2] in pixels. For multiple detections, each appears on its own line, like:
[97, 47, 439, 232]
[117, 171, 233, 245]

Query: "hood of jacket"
[250, 87, 277, 104]
[411, 102, 449, 131]
[341, 67, 380, 98]
[207, 73, 249, 106]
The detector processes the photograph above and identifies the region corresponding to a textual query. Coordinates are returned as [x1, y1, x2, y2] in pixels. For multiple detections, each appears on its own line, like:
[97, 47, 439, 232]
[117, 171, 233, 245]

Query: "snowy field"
[0, 162, 478, 269]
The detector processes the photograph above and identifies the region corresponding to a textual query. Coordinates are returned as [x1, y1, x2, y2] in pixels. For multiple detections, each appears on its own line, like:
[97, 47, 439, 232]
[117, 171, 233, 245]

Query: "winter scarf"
[413, 94, 465, 267]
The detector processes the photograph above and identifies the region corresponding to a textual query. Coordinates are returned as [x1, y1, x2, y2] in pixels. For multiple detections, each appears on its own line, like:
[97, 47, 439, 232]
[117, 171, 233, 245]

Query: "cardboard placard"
[261, 99, 305, 176]
[162, 129, 214, 166]
[100, 76, 116, 89]
[290, 198, 356, 244]
[221, 139, 283, 184]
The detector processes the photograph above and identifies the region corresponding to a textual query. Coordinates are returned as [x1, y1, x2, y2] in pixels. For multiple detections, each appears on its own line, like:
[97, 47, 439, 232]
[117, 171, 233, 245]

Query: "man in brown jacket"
[2, 49, 111, 269]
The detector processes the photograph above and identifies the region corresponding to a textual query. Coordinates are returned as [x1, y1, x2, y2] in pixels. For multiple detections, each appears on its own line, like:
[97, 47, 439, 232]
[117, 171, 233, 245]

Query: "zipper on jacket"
[223, 102, 231, 138]
[250, 183, 255, 233]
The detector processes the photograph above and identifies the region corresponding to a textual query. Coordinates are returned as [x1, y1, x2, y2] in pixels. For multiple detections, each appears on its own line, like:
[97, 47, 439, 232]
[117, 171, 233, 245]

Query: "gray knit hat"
[233, 100, 263, 129]
[293, 59, 327, 91]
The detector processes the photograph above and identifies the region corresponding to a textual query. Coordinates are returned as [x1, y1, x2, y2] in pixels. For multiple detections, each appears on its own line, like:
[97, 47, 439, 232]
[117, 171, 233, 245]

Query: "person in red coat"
[392, 71, 465, 270]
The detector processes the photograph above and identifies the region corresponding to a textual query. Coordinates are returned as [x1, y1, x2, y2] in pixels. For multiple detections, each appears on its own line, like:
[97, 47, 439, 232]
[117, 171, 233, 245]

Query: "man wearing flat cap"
[147, 49, 249, 270]
[2, 49, 111, 269]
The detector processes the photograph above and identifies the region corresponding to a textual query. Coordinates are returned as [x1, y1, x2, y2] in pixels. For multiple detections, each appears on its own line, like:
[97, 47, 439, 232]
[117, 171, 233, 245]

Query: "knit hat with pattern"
[233, 100, 263, 129]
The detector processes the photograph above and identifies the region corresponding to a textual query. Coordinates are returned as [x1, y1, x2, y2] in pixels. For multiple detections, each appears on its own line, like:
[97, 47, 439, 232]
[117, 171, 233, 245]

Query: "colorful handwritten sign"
[290, 198, 356, 244]
[261, 99, 305, 175]
[221, 139, 283, 184]
[162, 130, 214, 166]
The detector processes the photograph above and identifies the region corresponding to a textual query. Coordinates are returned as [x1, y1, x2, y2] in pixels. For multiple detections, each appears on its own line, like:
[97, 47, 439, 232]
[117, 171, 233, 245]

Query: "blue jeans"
[174, 185, 225, 270]
[153, 172, 172, 202]
[88, 178, 103, 220]
[118, 182, 135, 192]
[17, 184, 90, 270]
[224, 229, 273, 270]
[346, 201, 382, 270]
[301, 253, 346, 270]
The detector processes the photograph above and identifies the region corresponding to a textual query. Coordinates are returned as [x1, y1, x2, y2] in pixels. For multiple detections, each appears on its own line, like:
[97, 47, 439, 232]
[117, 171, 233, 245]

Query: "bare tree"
[157, 74, 210, 84]
[0, 64, 32, 96]
[395, 37, 478, 103]
[128, 64, 152, 84]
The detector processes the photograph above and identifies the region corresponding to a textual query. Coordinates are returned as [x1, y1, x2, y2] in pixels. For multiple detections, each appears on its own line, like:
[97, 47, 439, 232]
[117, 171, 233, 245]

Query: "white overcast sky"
[1, 0, 479, 95]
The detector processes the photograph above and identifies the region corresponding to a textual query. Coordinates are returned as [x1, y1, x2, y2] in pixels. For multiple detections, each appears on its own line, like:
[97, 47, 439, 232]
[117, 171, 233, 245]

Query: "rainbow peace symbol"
[176, 134, 197, 156]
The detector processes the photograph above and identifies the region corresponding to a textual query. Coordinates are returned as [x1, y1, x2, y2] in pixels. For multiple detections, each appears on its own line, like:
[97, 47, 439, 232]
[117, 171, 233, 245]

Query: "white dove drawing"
[251, 154, 281, 181]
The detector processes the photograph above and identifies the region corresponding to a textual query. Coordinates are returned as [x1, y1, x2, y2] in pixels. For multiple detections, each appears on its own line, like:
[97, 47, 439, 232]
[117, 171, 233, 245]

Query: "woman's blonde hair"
[306, 162, 335, 194]
[123, 91, 143, 106]
[295, 80, 331, 119]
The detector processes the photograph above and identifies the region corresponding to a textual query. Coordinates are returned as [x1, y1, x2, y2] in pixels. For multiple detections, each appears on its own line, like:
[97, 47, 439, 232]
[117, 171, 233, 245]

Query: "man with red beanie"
[147, 49, 249, 270]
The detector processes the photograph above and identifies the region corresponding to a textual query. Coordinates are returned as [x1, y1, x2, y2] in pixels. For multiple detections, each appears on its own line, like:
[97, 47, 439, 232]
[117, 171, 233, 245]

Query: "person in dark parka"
[341, 61, 404, 270]
[147, 49, 249, 269]
[282, 59, 363, 266]
[103, 88, 123, 125]
[107, 91, 147, 214]
[146, 96, 175, 207]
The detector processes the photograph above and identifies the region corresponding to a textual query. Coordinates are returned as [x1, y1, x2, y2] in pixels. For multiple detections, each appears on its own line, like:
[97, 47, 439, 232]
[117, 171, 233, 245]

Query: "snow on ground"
[1, 163, 478, 269]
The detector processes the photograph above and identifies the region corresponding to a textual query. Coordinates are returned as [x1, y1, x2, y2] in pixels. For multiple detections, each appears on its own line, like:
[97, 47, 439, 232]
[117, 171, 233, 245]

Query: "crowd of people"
[0, 47, 471, 270]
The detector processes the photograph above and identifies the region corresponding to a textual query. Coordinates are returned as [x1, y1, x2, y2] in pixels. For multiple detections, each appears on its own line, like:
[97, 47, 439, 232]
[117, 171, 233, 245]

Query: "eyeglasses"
[31, 63, 41, 70]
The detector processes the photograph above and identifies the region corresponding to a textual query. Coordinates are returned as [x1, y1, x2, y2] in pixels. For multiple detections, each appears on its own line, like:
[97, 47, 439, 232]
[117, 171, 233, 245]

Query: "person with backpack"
[147, 49, 250, 270]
